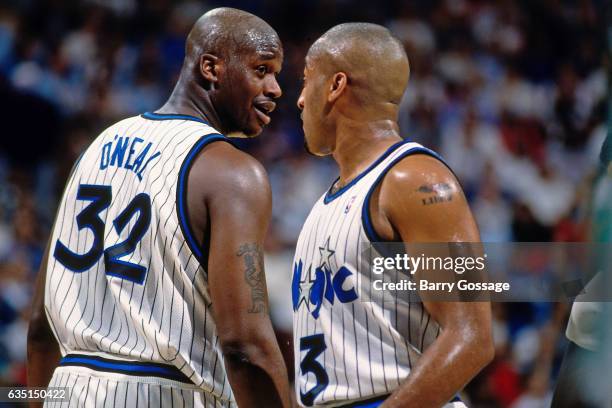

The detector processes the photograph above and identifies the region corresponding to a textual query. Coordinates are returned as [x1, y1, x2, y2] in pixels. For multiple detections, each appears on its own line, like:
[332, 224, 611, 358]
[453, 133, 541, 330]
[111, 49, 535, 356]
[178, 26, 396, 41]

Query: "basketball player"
[27, 8, 291, 407]
[292, 24, 494, 407]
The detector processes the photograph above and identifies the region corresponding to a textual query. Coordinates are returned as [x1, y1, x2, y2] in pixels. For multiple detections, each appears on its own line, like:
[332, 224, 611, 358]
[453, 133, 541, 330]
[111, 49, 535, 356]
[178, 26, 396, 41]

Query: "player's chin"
[304, 133, 331, 156]
[304, 138, 325, 157]
[303, 140, 317, 156]
[303, 129, 320, 155]
[244, 113, 270, 137]
[228, 120, 263, 139]
[243, 121, 264, 138]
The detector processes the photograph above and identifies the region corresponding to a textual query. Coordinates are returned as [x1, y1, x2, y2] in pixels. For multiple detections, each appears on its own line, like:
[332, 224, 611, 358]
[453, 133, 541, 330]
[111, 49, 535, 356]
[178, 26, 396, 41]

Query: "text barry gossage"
[370, 253, 510, 293]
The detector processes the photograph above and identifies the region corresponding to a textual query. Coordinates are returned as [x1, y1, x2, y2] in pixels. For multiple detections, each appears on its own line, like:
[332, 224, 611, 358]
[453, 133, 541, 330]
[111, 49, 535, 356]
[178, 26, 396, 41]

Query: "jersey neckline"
[141, 111, 209, 125]
[323, 139, 410, 204]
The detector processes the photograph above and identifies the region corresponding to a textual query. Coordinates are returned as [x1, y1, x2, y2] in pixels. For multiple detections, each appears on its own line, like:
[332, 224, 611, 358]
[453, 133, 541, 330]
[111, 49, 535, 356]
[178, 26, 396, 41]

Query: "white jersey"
[44, 112, 236, 407]
[292, 141, 464, 407]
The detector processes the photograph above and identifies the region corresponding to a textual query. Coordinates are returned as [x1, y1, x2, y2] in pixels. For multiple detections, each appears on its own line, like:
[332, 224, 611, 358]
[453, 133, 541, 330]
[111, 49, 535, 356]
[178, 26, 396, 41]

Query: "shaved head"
[164, 7, 283, 137]
[185, 7, 281, 66]
[307, 23, 409, 104]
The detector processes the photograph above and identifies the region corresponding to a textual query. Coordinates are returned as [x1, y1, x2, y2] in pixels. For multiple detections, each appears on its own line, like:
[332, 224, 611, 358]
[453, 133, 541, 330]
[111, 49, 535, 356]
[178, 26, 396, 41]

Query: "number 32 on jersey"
[53, 183, 151, 284]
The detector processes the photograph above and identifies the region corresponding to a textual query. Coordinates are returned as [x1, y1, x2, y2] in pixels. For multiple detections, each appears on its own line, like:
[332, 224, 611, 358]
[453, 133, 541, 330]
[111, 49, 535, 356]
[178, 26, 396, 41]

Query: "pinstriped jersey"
[44, 112, 236, 406]
[292, 141, 449, 407]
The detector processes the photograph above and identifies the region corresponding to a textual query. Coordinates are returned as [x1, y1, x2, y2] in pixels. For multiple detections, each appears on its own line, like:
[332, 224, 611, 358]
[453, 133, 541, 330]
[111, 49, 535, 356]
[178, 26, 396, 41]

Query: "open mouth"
[253, 100, 276, 125]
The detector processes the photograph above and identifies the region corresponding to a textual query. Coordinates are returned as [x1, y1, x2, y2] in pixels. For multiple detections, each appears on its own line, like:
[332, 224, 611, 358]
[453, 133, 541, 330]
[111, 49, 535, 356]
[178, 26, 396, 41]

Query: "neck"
[156, 72, 225, 133]
[332, 117, 403, 186]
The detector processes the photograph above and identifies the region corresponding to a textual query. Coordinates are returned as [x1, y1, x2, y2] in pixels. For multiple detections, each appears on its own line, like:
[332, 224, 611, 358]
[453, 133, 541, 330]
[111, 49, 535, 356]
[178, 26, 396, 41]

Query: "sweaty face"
[218, 41, 283, 137]
[297, 59, 330, 156]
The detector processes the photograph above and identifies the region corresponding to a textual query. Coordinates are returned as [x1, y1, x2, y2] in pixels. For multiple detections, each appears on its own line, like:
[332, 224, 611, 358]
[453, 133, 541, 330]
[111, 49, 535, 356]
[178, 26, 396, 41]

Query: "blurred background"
[0, 0, 609, 406]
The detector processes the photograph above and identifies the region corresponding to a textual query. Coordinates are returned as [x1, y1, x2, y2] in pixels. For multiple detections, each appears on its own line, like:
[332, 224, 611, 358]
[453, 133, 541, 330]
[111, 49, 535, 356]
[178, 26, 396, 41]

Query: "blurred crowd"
[0, 0, 608, 407]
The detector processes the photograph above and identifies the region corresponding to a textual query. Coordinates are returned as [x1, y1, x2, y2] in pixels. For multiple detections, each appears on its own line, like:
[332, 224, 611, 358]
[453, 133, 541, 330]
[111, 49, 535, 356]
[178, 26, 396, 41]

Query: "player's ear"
[200, 54, 223, 89]
[327, 72, 348, 103]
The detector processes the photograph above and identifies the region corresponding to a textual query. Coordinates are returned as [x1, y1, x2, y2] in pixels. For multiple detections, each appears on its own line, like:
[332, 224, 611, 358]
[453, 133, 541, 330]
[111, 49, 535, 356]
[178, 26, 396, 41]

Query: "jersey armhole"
[176, 133, 233, 262]
[361, 147, 452, 243]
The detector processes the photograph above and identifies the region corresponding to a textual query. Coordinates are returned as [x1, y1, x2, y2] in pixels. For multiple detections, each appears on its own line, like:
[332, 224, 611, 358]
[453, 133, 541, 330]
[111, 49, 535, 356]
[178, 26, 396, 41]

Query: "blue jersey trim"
[338, 394, 388, 407]
[324, 140, 409, 205]
[141, 111, 209, 125]
[176, 134, 232, 261]
[361, 146, 448, 243]
[352, 401, 383, 408]
[338, 394, 460, 407]
[59, 354, 191, 383]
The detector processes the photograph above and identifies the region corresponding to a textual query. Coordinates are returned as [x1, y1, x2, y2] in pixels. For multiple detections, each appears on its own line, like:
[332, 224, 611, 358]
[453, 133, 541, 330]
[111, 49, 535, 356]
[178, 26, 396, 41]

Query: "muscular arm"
[27, 240, 61, 405]
[374, 155, 494, 408]
[190, 143, 291, 407]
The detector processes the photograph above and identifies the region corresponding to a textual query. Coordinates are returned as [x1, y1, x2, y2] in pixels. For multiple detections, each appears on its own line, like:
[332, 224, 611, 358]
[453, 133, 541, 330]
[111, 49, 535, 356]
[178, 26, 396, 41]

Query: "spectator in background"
[472, 162, 513, 242]
[440, 108, 503, 198]
[0, 1, 607, 405]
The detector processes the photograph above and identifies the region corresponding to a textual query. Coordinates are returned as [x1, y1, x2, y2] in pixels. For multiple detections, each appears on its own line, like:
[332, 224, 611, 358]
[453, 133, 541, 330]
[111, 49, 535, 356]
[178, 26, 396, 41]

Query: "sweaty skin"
[374, 155, 493, 408]
[297, 23, 493, 407]
[27, 7, 290, 408]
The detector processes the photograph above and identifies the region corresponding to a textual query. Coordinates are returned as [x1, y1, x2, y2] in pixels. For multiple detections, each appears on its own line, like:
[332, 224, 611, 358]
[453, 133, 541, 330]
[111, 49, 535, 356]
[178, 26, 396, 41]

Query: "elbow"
[219, 338, 273, 368]
[480, 334, 495, 367]
[218, 329, 277, 367]
[469, 328, 495, 370]
[451, 323, 494, 373]
[221, 341, 256, 366]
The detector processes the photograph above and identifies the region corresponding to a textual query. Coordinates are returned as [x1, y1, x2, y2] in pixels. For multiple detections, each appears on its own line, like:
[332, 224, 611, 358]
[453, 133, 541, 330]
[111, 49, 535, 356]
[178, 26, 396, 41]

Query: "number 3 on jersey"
[300, 334, 329, 406]
[53, 184, 151, 284]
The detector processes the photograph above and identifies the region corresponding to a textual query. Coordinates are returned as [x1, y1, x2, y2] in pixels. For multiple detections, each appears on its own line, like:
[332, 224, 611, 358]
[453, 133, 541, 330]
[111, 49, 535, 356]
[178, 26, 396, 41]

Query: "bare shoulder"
[379, 153, 479, 241]
[381, 153, 460, 198]
[190, 140, 271, 201]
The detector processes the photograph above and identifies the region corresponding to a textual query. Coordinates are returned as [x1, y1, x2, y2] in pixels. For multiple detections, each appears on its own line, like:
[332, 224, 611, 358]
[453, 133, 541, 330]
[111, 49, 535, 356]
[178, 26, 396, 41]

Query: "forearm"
[222, 334, 291, 408]
[381, 330, 493, 408]
[203, 156, 291, 406]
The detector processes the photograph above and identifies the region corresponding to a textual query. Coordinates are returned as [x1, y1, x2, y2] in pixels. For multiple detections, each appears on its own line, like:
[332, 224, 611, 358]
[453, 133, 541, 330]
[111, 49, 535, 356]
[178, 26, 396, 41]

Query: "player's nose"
[297, 92, 305, 111]
[264, 75, 282, 99]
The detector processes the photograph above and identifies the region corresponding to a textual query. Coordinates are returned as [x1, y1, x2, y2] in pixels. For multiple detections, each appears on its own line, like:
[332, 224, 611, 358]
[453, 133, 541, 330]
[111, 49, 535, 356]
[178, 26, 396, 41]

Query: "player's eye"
[256, 65, 267, 76]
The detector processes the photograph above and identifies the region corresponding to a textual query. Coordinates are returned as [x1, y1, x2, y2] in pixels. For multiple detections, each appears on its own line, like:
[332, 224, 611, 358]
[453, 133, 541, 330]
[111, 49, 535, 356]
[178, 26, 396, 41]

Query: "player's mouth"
[253, 100, 276, 125]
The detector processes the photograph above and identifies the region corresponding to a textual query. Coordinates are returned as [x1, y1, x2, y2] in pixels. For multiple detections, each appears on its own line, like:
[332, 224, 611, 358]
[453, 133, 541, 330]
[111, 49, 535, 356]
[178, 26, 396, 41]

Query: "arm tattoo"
[236, 243, 267, 314]
[417, 183, 454, 206]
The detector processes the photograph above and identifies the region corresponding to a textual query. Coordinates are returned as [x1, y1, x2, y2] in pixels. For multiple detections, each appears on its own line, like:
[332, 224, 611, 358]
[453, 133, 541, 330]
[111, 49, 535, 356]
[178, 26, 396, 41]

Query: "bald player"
[27, 8, 291, 407]
[291, 23, 494, 407]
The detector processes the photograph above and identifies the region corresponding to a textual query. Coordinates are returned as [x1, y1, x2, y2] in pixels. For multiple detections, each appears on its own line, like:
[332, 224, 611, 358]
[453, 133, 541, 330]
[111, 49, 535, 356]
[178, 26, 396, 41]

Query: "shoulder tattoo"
[416, 182, 454, 206]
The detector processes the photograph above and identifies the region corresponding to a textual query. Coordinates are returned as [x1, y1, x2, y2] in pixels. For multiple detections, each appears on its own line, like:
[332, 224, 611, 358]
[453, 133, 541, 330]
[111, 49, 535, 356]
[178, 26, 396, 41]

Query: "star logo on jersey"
[292, 237, 359, 320]
[293, 261, 313, 311]
[318, 237, 335, 268]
